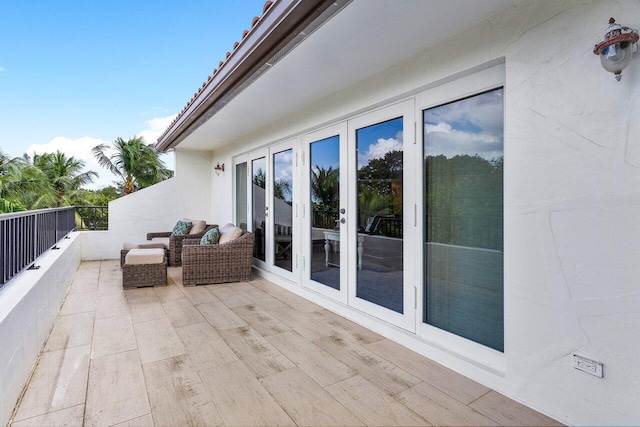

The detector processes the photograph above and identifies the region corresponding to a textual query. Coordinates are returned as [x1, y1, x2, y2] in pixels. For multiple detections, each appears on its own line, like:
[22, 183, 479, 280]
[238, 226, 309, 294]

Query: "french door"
[246, 140, 297, 279]
[303, 101, 417, 331]
[302, 123, 348, 303]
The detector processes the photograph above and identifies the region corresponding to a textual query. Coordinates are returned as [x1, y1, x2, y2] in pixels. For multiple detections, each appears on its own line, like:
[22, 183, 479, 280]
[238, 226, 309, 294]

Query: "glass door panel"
[235, 162, 247, 231]
[273, 148, 294, 272]
[303, 122, 348, 303]
[251, 157, 266, 262]
[423, 87, 504, 352]
[347, 100, 415, 331]
[355, 117, 404, 313]
[310, 135, 341, 289]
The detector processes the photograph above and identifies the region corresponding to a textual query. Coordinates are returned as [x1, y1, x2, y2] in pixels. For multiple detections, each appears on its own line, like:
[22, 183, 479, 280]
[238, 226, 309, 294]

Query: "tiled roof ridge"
[157, 0, 275, 144]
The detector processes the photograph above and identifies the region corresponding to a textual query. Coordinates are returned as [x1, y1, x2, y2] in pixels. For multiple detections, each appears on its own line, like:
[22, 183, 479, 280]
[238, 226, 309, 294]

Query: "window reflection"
[356, 117, 404, 313]
[252, 157, 266, 261]
[424, 88, 504, 351]
[309, 136, 340, 289]
[273, 149, 293, 272]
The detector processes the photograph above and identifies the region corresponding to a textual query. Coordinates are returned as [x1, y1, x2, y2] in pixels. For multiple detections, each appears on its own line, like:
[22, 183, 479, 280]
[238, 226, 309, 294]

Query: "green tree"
[310, 166, 339, 209]
[252, 168, 266, 189]
[0, 149, 53, 212]
[83, 186, 119, 205]
[357, 150, 402, 196]
[0, 149, 27, 212]
[92, 136, 173, 195]
[425, 154, 503, 250]
[274, 178, 291, 202]
[31, 151, 98, 207]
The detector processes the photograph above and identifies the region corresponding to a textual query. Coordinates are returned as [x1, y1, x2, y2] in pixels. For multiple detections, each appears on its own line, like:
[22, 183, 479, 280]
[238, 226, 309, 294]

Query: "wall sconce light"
[214, 163, 225, 176]
[594, 17, 638, 81]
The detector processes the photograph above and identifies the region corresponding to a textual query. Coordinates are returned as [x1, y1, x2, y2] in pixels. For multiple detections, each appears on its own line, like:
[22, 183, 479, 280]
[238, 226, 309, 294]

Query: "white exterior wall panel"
[80, 149, 214, 260]
[0, 234, 81, 427]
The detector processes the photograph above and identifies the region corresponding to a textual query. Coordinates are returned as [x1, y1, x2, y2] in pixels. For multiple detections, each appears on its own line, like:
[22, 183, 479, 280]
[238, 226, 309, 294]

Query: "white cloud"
[0, 65, 5, 72]
[358, 131, 403, 166]
[138, 115, 176, 145]
[274, 150, 293, 182]
[25, 114, 177, 190]
[425, 121, 503, 160]
[423, 89, 504, 161]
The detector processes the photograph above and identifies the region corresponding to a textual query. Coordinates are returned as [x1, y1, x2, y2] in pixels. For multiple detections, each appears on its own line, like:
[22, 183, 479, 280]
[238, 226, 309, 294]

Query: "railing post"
[32, 211, 38, 268]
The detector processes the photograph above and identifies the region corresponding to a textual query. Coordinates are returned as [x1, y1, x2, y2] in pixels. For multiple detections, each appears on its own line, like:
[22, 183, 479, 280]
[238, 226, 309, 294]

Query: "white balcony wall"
[0, 233, 81, 427]
[206, 1, 640, 424]
[81, 149, 214, 260]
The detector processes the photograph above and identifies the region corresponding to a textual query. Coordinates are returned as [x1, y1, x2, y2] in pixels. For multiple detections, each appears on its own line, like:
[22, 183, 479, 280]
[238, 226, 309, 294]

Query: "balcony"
[5, 257, 560, 426]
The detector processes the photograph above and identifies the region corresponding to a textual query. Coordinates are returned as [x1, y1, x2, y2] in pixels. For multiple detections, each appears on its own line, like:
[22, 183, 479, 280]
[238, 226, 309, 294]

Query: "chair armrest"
[182, 233, 253, 262]
[183, 239, 201, 246]
[147, 231, 172, 240]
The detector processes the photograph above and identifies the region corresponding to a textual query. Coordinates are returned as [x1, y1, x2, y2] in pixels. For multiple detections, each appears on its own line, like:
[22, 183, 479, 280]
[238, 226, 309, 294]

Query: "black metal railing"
[312, 209, 338, 230]
[0, 207, 76, 288]
[363, 214, 403, 238]
[75, 206, 109, 231]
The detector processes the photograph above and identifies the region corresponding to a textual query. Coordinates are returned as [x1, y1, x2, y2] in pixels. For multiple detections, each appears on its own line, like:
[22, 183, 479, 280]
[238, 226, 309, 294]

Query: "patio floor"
[9, 260, 561, 427]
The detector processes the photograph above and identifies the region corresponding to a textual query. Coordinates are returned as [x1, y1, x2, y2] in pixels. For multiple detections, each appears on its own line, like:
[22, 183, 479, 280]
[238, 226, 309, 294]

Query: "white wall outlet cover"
[573, 354, 604, 378]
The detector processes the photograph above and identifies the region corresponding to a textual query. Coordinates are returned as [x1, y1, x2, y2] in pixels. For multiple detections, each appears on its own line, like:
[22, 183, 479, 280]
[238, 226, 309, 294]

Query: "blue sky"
[0, 0, 265, 188]
[424, 88, 504, 161]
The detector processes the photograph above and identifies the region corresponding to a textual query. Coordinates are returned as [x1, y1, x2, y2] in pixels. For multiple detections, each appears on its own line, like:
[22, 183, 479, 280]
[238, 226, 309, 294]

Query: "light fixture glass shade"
[593, 18, 638, 81]
[599, 42, 633, 73]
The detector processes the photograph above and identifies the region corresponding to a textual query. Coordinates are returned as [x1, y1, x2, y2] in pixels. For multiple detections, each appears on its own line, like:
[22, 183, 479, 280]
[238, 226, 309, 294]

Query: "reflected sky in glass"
[273, 149, 293, 203]
[424, 88, 503, 161]
[310, 136, 339, 171]
[357, 118, 403, 168]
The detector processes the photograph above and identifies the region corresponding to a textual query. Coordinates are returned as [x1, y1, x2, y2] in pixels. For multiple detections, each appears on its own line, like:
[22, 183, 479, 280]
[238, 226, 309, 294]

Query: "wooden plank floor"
[9, 260, 561, 427]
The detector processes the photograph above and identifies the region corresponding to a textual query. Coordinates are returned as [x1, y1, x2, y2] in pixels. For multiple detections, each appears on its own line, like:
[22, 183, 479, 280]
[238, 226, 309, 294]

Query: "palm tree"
[0, 149, 25, 212]
[92, 136, 173, 195]
[311, 166, 339, 209]
[31, 151, 98, 207]
[0, 149, 53, 212]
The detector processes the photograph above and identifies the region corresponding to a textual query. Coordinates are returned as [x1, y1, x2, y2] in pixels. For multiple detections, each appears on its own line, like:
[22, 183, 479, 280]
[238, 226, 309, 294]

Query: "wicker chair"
[182, 232, 254, 286]
[147, 224, 218, 266]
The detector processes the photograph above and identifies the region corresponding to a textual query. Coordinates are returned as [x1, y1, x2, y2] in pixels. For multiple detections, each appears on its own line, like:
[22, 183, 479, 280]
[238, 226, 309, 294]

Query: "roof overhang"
[155, 0, 348, 152]
[156, 0, 519, 153]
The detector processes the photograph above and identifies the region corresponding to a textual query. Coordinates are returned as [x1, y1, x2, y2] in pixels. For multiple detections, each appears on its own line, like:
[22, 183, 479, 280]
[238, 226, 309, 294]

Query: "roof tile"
[158, 0, 277, 144]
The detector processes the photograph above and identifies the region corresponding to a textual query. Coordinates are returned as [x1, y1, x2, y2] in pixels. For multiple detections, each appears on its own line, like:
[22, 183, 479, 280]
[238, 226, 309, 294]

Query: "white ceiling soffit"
[177, 0, 518, 152]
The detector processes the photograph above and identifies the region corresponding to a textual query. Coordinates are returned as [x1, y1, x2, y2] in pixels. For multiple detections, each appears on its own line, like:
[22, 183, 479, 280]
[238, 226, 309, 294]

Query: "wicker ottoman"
[122, 248, 167, 289]
[121, 241, 167, 266]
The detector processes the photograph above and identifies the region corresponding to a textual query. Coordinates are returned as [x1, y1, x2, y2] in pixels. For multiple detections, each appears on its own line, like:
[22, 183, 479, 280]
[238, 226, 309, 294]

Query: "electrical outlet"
[573, 354, 603, 378]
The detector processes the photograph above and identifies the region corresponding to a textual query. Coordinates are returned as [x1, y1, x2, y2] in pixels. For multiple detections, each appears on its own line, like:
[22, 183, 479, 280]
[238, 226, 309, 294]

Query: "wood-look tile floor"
[10, 260, 561, 427]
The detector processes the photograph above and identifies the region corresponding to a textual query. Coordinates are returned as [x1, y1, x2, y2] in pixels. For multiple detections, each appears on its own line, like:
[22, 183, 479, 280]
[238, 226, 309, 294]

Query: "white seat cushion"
[151, 237, 171, 249]
[125, 248, 165, 265]
[123, 241, 165, 250]
[219, 224, 243, 244]
[183, 218, 207, 235]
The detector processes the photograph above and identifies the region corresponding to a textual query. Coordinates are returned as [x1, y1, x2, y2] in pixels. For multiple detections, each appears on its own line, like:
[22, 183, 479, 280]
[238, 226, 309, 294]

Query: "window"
[423, 88, 504, 351]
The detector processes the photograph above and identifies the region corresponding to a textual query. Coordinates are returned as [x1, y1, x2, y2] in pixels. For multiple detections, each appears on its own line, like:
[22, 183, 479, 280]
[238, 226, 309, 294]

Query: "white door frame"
[302, 122, 349, 304]
[268, 139, 299, 282]
[415, 63, 505, 369]
[347, 99, 417, 332]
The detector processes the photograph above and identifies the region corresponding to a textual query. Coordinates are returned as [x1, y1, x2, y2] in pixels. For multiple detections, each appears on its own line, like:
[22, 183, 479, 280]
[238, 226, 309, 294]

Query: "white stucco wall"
[81, 149, 214, 260]
[0, 233, 81, 427]
[206, 1, 640, 424]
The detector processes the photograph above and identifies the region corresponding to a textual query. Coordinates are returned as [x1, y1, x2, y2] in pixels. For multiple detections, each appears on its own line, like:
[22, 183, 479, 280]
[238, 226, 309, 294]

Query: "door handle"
[340, 218, 346, 224]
